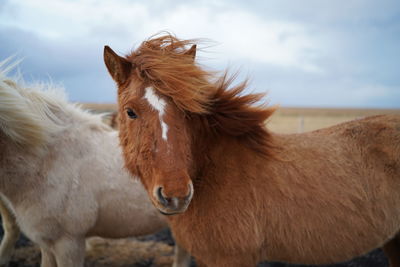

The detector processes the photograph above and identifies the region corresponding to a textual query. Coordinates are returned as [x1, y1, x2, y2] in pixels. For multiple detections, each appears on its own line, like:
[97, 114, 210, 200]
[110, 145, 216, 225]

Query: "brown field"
[81, 103, 400, 133]
[267, 107, 400, 133]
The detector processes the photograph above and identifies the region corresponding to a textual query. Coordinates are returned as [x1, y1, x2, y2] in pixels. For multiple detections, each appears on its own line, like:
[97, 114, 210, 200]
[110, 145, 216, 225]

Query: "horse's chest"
[169, 211, 261, 259]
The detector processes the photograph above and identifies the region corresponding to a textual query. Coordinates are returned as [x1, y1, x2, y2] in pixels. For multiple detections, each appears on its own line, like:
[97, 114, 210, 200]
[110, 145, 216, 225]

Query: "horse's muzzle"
[154, 184, 193, 215]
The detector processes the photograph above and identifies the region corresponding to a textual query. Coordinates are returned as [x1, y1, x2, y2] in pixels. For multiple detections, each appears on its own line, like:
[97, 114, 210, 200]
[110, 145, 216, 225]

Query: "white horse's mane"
[0, 58, 110, 148]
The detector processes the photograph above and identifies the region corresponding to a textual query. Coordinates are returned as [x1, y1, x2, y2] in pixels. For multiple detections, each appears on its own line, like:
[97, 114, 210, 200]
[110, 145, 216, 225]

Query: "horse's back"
[335, 114, 400, 175]
[308, 114, 400, 165]
[311, 114, 400, 198]
[338, 114, 400, 143]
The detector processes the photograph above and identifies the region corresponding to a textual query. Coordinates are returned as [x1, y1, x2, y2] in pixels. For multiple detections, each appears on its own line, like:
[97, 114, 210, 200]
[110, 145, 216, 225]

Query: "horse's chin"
[158, 209, 185, 216]
[153, 202, 190, 216]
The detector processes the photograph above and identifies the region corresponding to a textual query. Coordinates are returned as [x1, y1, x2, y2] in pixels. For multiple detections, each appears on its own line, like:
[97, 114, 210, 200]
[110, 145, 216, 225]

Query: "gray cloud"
[0, 26, 116, 102]
[235, 0, 400, 25]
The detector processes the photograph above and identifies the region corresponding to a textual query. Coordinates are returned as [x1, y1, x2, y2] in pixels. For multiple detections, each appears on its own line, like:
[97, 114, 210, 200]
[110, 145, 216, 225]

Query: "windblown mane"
[127, 34, 214, 113]
[0, 58, 110, 148]
[201, 73, 277, 155]
[127, 34, 276, 155]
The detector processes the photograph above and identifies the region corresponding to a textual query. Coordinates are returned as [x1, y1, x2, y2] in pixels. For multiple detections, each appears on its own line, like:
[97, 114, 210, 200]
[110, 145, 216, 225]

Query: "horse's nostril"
[156, 186, 168, 206]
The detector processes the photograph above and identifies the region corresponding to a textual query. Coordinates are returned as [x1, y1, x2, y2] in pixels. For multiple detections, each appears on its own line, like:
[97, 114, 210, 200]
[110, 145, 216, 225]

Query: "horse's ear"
[185, 45, 197, 61]
[104, 46, 132, 86]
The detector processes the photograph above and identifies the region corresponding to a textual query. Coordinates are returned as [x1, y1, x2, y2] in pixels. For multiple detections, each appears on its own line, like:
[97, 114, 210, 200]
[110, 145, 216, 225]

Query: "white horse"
[0, 59, 190, 267]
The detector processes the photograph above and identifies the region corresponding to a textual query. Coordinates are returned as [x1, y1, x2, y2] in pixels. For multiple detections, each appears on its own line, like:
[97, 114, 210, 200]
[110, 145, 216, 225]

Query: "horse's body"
[104, 34, 400, 266]
[0, 60, 190, 267]
[168, 115, 400, 266]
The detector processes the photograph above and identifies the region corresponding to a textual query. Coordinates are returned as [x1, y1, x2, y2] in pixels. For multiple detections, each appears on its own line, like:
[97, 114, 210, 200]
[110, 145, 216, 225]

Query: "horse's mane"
[0, 58, 110, 148]
[127, 34, 277, 155]
[127, 34, 215, 113]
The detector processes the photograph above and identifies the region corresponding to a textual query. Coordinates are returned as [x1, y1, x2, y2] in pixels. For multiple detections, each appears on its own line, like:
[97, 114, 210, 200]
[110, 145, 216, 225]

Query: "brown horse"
[104, 34, 400, 267]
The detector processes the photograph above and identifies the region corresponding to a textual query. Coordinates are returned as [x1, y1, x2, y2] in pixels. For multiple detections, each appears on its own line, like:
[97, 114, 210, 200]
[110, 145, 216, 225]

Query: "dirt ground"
[1, 222, 389, 267]
[6, 228, 178, 267]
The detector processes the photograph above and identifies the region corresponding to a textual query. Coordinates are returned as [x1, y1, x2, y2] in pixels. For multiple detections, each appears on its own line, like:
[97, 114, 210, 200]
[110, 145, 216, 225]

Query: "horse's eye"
[126, 108, 138, 119]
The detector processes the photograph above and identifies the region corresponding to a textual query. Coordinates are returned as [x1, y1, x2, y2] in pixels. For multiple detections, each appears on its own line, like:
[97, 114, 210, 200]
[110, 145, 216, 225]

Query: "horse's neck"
[192, 134, 267, 189]
[0, 117, 72, 206]
[0, 125, 117, 207]
[0, 140, 47, 205]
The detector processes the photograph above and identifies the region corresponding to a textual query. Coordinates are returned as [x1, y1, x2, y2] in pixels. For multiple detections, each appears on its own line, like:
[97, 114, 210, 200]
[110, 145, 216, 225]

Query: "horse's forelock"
[126, 33, 215, 114]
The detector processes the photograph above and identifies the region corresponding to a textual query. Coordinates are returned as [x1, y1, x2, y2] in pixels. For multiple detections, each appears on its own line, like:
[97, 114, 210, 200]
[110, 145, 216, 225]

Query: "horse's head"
[104, 35, 202, 214]
[105, 34, 276, 215]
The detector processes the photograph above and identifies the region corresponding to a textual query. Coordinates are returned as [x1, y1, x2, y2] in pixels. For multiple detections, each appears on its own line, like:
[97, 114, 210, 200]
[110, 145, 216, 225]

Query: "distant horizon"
[79, 102, 400, 111]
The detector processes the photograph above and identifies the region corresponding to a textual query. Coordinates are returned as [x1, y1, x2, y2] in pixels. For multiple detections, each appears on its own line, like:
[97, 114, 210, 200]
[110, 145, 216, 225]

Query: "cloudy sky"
[1, 0, 399, 108]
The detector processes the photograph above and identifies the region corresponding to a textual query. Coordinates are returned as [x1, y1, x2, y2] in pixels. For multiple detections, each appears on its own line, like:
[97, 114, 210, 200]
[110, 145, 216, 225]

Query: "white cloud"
[2, 0, 149, 40]
[146, 6, 321, 72]
[2, 0, 321, 72]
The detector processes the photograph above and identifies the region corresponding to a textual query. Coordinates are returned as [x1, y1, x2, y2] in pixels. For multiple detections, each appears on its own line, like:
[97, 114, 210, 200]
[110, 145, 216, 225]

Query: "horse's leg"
[172, 242, 191, 267]
[53, 237, 85, 267]
[40, 247, 56, 267]
[383, 233, 400, 267]
[0, 198, 20, 267]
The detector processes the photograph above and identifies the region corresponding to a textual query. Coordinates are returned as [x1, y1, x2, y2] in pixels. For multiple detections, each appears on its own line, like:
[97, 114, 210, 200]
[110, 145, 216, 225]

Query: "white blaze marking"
[144, 87, 169, 140]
